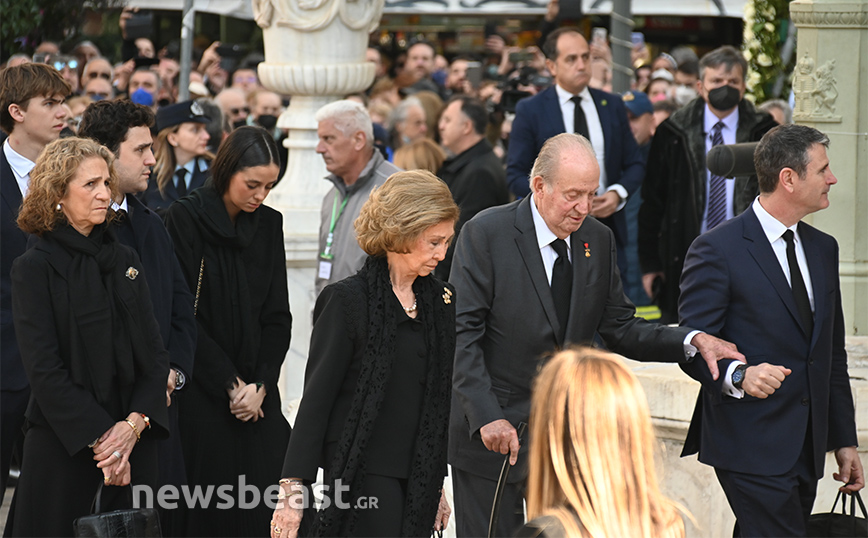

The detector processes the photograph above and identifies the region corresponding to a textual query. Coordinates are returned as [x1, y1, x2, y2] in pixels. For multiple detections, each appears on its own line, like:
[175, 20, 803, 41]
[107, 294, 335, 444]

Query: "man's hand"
[642, 271, 664, 299]
[690, 332, 746, 381]
[590, 191, 620, 218]
[834, 446, 864, 493]
[479, 419, 519, 465]
[166, 369, 177, 407]
[742, 363, 790, 398]
[433, 488, 451, 531]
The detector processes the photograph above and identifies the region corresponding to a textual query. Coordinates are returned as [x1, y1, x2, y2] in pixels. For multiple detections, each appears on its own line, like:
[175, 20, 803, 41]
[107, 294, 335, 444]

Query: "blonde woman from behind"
[520, 347, 688, 538]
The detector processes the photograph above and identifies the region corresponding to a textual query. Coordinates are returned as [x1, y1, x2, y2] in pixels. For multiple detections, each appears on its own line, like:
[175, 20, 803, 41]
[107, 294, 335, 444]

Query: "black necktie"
[707, 122, 727, 229]
[175, 168, 188, 198]
[114, 208, 127, 223]
[570, 96, 590, 140]
[550, 239, 572, 343]
[782, 230, 813, 336]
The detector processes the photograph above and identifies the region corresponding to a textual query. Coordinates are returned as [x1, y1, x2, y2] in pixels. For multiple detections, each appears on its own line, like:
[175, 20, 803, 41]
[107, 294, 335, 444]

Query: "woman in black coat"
[164, 126, 291, 537]
[271, 170, 459, 538]
[8, 138, 169, 537]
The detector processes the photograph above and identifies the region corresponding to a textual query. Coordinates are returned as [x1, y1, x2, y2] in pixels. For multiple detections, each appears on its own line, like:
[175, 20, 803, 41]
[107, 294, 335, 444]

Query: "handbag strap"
[194, 257, 204, 316]
[851, 491, 867, 518]
[90, 482, 134, 514]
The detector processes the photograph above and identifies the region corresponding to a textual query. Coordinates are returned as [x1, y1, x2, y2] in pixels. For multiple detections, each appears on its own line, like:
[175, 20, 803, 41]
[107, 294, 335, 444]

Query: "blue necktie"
[707, 121, 727, 229]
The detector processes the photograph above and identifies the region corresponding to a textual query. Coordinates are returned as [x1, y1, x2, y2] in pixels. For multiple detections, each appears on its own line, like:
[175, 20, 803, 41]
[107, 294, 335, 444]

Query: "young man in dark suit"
[0, 63, 70, 504]
[679, 124, 863, 536]
[79, 99, 197, 534]
[449, 132, 745, 537]
[506, 27, 644, 278]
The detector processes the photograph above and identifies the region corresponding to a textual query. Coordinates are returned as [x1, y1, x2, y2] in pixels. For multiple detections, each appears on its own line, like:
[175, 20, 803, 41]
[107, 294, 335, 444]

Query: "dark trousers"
[351, 474, 407, 538]
[0, 387, 29, 505]
[715, 427, 817, 537]
[452, 467, 524, 538]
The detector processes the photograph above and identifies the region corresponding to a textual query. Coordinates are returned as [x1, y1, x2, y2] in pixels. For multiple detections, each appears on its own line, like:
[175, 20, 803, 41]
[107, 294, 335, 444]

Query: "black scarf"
[172, 185, 259, 382]
[311, 256, 455, 537]
[50, 222, 150, 411]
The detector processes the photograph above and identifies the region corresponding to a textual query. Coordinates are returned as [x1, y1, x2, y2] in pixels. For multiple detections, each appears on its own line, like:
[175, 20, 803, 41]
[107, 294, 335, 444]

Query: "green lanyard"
[321, 194, 349, 260]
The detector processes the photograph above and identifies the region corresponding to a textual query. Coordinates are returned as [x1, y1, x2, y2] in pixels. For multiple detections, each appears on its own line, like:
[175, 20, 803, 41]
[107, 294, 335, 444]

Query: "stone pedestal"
[252, 0, 385, 407]
[790, 0, 868, 336]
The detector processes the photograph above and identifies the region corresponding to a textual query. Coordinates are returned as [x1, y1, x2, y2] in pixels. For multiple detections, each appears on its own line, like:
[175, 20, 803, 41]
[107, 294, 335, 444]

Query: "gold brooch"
[125, 267, 139, 280]
[442, 287, 453, 305]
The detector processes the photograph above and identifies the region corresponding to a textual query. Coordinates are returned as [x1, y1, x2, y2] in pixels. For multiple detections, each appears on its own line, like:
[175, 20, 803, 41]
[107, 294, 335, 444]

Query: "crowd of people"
[0, 9, 864, 538]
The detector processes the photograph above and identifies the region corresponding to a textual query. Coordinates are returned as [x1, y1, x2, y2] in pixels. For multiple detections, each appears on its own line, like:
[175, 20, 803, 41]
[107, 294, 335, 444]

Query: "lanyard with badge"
[318, 194, 350, 280]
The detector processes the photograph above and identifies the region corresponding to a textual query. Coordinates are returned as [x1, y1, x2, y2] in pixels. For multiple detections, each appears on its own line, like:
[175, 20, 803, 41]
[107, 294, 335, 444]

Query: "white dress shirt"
[3, 139, 36, 199]
[701, 104, 739, 233]
[723, 197, 814, 398]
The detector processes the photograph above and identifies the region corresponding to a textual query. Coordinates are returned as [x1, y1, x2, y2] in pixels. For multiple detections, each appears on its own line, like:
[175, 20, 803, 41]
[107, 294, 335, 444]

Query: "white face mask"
[674, 84, 698, 106]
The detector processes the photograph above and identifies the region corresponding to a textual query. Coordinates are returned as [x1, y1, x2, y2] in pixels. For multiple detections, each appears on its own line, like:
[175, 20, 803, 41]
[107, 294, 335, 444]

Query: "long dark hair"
[210, 126, 281, 195]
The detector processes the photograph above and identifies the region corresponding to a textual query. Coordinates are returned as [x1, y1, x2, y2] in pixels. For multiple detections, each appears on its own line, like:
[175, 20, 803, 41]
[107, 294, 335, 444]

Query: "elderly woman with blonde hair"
[393, 138, 447, 174]
[519, 347, 687, 538]
[271, 170, 459, 538]
[8, 138, 169, 536]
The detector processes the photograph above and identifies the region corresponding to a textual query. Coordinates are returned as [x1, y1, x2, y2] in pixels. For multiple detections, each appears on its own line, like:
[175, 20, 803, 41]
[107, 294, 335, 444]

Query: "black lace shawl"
[310, 256, 455, 537]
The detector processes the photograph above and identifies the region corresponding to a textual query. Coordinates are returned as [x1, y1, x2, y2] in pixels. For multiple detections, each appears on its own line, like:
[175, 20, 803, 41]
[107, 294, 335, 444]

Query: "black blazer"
[142, 158, 210, 216]
[11, 236, 169, 455]
[679, 206, 856, 477]
[448, 197, 691, 481]
[1, 149, 29, 391]
[116, 195, 196, 378]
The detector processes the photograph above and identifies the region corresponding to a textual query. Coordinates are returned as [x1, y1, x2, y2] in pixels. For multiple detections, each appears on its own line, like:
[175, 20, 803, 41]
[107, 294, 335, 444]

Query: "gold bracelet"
[124, 419, 141, 442]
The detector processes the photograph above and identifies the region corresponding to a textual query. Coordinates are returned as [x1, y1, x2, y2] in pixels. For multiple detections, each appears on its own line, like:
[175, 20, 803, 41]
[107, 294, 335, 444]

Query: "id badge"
[318, 257, 333, 280]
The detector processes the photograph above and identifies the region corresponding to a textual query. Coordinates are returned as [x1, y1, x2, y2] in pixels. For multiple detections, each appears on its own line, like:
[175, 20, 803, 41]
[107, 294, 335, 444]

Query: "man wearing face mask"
[673, 60, 700, 107]
[638, 46, 777, 324]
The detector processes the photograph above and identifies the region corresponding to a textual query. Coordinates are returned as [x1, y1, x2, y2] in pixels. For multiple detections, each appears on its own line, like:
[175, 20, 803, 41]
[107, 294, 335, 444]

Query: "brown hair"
[0, 63, 71, 135]
[355, 170, 459, 256]
[393, 138, 446, 174]
[18, 137, 119, 235]
[527, 347, 687, 538]
[152, 125, 215, 195]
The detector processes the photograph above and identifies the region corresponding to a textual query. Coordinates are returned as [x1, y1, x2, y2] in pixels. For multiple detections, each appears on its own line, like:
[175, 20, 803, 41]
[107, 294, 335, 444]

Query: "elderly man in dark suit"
[506, 27, 644, 278]
[0, 64, 70, 504]
[79, 99, 197, 535]
[679, 124, 863, 536]
[449, 132, 744, 537]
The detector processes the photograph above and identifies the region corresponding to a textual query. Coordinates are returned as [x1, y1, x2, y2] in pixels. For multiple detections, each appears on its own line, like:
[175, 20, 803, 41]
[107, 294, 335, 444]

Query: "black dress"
[7, 224, 169, 537]
[164, 186, 292, 537]
[282, 256, 455, 537]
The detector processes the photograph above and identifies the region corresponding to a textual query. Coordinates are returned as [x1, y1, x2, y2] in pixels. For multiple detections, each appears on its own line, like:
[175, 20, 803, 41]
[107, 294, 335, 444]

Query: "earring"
[56, 203, 62, 211]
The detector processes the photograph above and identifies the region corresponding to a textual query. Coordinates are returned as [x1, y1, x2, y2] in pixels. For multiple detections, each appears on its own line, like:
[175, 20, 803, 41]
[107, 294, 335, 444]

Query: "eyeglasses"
[234, 76, 257, 84]
[87, 72, 112, 81]
[230, 107, 250, 115]
[53, 59, 79, 71]
[87, 92, 109, 100]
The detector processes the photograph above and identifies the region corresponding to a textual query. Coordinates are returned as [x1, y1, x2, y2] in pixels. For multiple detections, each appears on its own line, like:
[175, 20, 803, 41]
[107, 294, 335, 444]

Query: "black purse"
[807, 491, 867, 538]
[73, 483, 162, 537]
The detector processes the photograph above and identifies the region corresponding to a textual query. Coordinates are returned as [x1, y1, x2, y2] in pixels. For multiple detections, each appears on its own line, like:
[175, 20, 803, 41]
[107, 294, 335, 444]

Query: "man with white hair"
[314, 100, 401, 296]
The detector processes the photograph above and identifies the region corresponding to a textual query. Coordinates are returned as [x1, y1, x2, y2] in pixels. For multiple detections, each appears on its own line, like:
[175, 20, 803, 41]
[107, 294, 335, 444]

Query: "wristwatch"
[174, 368, 186, 390]
[731, 364, 748, 391]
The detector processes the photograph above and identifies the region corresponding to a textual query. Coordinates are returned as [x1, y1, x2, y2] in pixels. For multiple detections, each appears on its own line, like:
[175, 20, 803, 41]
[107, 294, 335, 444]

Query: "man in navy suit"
[0, 64, 70, 503]
[679, 124, 863, 536]
[79, 99, 197, 534]
[506, 27, 644, 277]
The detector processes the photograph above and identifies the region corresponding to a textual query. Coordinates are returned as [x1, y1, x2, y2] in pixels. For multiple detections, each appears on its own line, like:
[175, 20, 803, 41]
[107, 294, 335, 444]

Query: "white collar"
[703, 103, 739, 135]
[529, 194, 564, 251]
[111, 195, 130, 213]
[3, 139, 35, 182]
[752, 197, 799, 244]
[555, 84, 592, 107]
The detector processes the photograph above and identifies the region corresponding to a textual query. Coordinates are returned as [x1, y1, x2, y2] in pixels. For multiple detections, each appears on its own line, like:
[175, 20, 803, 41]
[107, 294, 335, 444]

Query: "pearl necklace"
[403, 299, 418, 314]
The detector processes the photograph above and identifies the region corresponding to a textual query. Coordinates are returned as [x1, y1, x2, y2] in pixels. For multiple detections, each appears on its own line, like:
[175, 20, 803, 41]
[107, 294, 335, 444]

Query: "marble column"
[252, 0, 384, 414]
[790, 0, 868, 336]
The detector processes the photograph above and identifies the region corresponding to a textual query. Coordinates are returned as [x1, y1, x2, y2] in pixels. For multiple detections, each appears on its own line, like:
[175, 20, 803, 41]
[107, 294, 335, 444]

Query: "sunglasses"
[87, 72, 112, 80]
[230, 107, 251, 115]
[53, 59, 79, 71]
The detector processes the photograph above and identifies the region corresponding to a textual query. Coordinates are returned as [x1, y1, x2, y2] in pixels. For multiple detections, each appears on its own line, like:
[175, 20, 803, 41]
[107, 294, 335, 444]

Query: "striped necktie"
[706, 121, 727, 229]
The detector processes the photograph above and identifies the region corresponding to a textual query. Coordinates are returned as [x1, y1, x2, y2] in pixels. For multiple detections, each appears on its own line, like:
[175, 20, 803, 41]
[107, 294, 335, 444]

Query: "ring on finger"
[112, 450, 122, 459]
[274, 527, 282, 535]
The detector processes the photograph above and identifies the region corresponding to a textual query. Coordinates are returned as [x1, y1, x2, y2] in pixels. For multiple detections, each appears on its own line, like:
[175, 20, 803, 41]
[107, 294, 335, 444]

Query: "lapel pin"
[125, 267, 139, 280]
[584, 242, 591, 258]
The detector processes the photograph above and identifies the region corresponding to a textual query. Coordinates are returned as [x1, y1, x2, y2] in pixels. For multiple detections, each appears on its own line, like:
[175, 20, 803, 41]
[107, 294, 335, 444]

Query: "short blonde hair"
[527, 347, 687, 538]
[393, 138, 447, 174]
[18, 137, 119, 236]
[355, 170, 459, 256]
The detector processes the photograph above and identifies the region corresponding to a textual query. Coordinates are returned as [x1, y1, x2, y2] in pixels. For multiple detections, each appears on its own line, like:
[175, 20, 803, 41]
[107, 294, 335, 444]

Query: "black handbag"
[73, 483, 162, 537]
[807, 491, 867, 538]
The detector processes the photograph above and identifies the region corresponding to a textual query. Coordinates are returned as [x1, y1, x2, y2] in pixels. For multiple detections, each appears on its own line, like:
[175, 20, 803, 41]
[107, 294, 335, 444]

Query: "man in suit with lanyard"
[0, 64, 70, 503]
[506, 27, 644, 278]
[449, 132, 746, 537]
[79, 99, 197, 534]
[679, 124, 863, 536]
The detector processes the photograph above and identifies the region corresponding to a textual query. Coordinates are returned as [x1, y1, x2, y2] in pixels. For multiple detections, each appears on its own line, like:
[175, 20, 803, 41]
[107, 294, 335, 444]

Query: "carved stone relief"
[792, 53, 842, 123]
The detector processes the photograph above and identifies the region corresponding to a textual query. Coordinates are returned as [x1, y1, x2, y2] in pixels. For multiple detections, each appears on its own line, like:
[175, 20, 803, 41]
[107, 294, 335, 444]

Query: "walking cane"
[487, 422, 527, 538]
